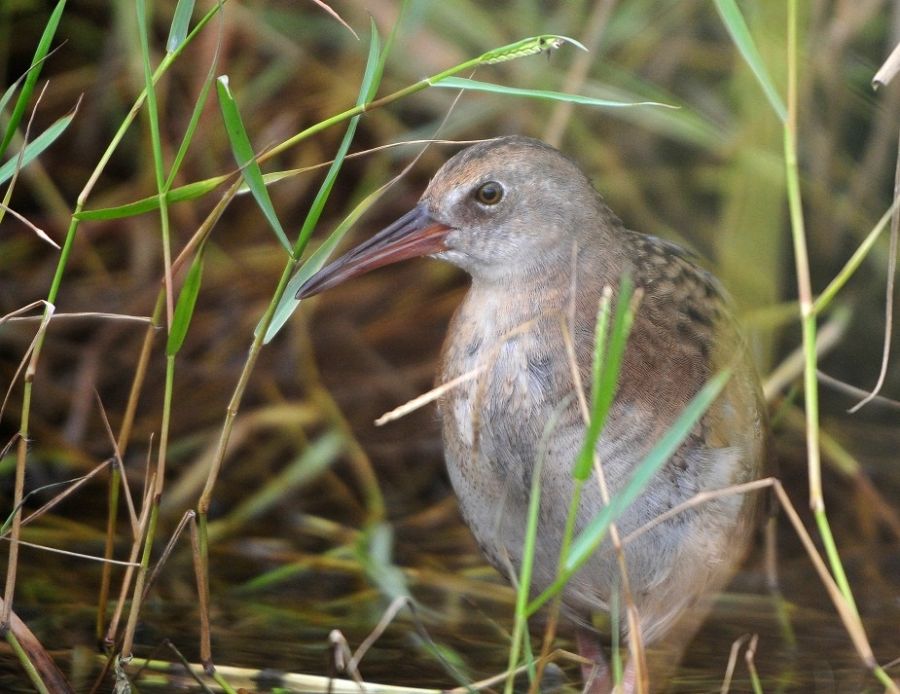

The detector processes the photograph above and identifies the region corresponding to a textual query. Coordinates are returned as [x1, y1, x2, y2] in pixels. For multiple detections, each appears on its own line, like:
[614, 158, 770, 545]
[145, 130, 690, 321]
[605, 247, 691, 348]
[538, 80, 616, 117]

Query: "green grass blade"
[245, 167, 316, 190]
[291, 19, 383, 259]
[136, 0, 165, 191]
[374, 0, 407, 82]
[0, 0, 66, 160]
[261, 20, 388, 343]
[547, 284, 634, 669]
[713, 0, 787, 122]
[360, 522, 411, 601]
[75, 175, 229, 221]
[0, 75, 24, 118]
[73, 1, 223, 211]
[137, 0, 175, 332]
[166, 0, 196, 53]
[812, 197, 900, 315]
[574, 277, 635, 481]
[505, 395, 575, 694]
[165, 3, 221, 189]
[590, 292, 613, 412]
[527, 369, 732, 615]
[262, 181, 388, 343]
[78, 162, 322, 221]
[216, 75, 292, 253]
[567, 369, 732, 572]
[0, 110, 75, 186]
[166, 244, 206, 356]
[432, 76, 676, 109]
[511, 443, 543, 687]
[589, 276, 634, 436]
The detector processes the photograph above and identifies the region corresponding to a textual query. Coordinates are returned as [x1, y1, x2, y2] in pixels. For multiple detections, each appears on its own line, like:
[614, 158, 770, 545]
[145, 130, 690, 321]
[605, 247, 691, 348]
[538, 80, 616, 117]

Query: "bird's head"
[297, 136, 610, 299]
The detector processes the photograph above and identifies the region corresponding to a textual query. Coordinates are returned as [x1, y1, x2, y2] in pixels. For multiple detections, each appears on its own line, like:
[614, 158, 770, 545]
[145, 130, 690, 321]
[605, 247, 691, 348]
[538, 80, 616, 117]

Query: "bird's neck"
[464, 233, 626, 326]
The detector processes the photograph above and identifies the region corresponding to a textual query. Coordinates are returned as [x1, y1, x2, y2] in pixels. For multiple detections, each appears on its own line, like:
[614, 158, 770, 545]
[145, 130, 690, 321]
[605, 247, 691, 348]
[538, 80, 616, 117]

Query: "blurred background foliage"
[0, 0, 899, 691]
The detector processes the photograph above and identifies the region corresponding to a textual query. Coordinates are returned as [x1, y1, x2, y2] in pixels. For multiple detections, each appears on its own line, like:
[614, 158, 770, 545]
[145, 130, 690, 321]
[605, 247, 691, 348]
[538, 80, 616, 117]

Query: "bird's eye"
[474, 181, 503, 205]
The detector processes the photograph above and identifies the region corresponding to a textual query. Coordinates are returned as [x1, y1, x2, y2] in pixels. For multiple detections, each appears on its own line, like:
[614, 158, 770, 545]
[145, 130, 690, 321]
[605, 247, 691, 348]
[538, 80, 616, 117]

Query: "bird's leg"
[576, 627, 612, 694]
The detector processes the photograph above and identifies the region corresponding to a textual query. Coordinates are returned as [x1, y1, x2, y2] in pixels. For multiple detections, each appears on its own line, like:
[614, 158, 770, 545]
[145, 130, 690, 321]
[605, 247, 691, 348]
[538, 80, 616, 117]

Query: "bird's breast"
[435, 290, 587, 581]
[439, 308, 570, 483]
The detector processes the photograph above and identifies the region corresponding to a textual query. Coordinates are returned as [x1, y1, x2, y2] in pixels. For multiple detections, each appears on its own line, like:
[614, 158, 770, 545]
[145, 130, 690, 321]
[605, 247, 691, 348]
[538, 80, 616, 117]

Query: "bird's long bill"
[296, 205, 451, 300]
